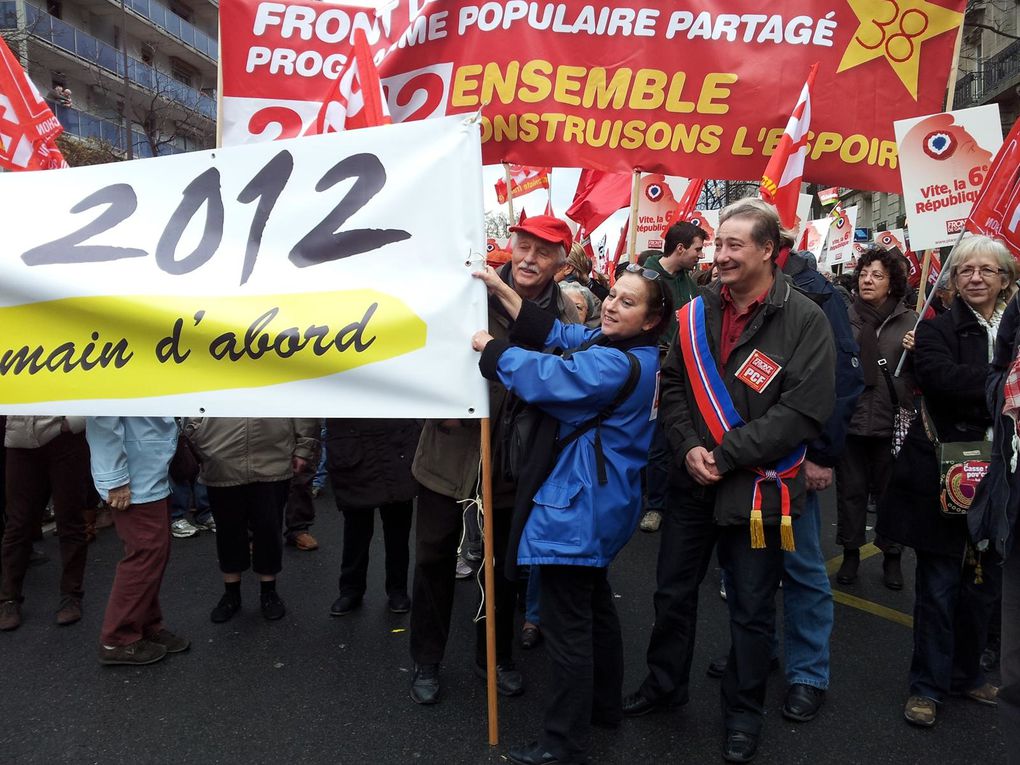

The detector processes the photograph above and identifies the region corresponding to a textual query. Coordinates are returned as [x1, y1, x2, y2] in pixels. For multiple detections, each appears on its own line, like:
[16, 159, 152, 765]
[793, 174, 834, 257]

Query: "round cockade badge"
[922, 130, 958, 160]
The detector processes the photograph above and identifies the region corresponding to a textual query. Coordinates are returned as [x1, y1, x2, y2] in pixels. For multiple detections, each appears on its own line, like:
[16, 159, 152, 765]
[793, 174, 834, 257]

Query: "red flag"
[927, 251, 943, 286]
[495, 164, 551, 205]
[0, 38, 67, 171]
[566, 169, 632, 233]
[761, 63, 819, 230]
[661, 179, 705, 238]
[609, 219, 629, 284]
[312, 28, 391, 133]
[966, 115, 1020, 259]
[544, 191, 554, 218]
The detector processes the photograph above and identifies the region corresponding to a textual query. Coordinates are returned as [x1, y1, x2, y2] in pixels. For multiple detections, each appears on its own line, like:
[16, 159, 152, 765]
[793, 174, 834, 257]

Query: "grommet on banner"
[465, 251, 485, 268]
[461, 104, 485, 128]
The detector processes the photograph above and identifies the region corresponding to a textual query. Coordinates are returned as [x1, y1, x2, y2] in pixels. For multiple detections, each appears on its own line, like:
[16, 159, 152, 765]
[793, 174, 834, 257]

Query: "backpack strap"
[557, 351, 641, 485]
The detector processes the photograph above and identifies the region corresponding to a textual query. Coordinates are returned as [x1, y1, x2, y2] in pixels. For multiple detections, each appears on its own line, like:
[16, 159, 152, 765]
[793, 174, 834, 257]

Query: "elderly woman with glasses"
[834, 246, 918, 589]
[878, 235, 1016, 728]
[472, 262, 671, 765]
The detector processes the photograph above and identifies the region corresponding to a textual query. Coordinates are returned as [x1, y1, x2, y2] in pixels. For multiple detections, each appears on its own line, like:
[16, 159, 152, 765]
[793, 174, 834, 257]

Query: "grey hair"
[950, 234, 1018, 301]
[510, 232, 567, 263]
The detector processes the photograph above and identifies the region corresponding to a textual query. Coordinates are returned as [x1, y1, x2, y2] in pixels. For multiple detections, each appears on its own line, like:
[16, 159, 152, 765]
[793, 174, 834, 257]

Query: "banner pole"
[503, 162, 516, 224]
[896, 230, 966, 375]
[944, 23, 964, 111]
[215, 27, 223, 150]
[915, 250, 933, 314]
[480, 417, 499, 746]
[627, 169, 641, 262]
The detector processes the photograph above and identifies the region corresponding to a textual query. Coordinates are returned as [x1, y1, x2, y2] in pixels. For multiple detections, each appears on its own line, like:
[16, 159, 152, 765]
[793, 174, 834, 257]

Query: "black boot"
[836, 548, 860, 584]
[883, 553, 903, 590]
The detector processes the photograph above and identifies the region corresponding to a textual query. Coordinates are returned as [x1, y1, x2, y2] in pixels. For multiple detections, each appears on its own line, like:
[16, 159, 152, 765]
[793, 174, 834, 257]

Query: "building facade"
[1, 0, 217, 157]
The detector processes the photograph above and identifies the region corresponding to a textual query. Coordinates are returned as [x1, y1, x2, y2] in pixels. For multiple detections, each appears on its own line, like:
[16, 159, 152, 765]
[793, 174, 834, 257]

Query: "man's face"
[511, 233, 563, 294]
[714, 217, 773, 288]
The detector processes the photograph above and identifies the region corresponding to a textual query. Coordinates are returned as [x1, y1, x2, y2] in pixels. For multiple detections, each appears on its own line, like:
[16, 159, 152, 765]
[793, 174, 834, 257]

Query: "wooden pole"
[480, 417, 499, 746]
[503, 162, 516, 224]
[944, 23, 965, 112]
[915, 249, 934, 314]
[215, 27, 223, 149]
[627, 169, 641, 262]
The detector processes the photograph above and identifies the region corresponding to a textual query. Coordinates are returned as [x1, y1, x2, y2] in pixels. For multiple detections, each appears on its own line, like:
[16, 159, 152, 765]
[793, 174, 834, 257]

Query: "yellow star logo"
[837, 0, 963, 99]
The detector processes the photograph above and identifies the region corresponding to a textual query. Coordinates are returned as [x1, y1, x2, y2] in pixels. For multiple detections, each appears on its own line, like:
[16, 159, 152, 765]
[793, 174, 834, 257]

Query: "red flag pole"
[915, 250, 934, 314]
[480, 418, 499, 745]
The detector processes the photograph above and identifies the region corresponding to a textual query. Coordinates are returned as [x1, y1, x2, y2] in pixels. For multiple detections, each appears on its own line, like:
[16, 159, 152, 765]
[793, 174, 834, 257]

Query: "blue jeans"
[781, 492, 832, 690]
[525, 566, 541, 625]
[169, 478, 211, 521]
[312, 422, 328, 491]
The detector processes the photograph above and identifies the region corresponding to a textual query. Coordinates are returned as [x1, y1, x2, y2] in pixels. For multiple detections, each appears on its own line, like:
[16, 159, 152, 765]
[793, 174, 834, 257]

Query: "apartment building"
[1, 0, 217, 157]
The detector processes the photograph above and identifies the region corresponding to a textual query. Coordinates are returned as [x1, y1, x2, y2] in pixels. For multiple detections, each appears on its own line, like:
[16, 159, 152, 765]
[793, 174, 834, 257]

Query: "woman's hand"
[473, 266, 523, 320]
[902, 330, 915, 351]
[472, 330, 494, 352]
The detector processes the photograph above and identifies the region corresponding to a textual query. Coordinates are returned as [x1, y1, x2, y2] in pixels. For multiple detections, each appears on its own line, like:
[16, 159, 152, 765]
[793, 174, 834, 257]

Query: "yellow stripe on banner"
[833, 591, 914, 629]
[826, 543, 914, 628]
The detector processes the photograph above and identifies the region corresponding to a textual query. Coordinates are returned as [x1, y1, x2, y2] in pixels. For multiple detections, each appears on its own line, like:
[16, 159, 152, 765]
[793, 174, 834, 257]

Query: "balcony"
[116, 0, 218, 61]
[1, 2, 215, 121]
[955, 37, 1020, 109]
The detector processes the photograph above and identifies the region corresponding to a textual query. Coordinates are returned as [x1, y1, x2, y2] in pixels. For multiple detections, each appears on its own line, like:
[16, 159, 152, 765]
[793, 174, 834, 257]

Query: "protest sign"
[219, 0, 966, 192]
[801, 218, 832, 261]
[824, 204, 858, 267]
[632, 173, 690, 252]
[688, 209, 720, 262]
[894, 104, 1004, 249]
[0, 116, 490, 417]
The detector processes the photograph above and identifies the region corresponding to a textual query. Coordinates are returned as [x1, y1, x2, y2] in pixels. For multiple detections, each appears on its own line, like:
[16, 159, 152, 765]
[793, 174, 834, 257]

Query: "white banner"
[0, 116, 490, 417]
[823, 205, 859, 268]
[631, 174, 691, 254]
[894, 104, 1004, 250]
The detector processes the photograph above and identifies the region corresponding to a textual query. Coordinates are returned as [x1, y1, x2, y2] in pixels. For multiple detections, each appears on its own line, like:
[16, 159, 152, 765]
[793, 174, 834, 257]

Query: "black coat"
[877, 297, 993, 556]
[325, 419, 422, 508]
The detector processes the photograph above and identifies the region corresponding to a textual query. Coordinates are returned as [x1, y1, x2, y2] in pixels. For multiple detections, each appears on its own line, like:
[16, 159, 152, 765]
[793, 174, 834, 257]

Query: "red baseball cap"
[509, 215, 573, 255]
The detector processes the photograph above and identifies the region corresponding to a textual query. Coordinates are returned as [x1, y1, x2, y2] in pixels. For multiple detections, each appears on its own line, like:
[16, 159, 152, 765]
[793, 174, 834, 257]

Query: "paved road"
[0, 486, 1005, 764]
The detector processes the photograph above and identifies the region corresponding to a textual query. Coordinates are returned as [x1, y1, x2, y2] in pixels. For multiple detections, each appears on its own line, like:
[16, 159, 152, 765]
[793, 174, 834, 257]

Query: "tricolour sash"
[677, 296, 804, 551]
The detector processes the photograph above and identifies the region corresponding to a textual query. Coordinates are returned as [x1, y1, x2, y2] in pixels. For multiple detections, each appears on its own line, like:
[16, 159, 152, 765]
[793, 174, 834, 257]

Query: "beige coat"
[183, 417, 319, 487]
[5, 416, 86, 449]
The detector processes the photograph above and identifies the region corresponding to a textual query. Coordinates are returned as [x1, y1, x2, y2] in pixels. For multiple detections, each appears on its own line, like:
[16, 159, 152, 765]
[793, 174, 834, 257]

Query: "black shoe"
[707, 655, 728, 678]
[388, 593, 411, 614]
[410, 663, 440, 705]
[260, 590, 286, 621]
[521, 625, 542, 649]
[474, 661, 524, 696]
[707, 655, 780, 679]
[883, 553, 904, 590]
[722, 730, 759, 763]
[508, 742, 577, 765]
[622, 690, 674, 717]
[329, 594, 362, 616]
[836, 549, 860, 584]
[210, 593, 241, 623]
[782, 683, 825, 722]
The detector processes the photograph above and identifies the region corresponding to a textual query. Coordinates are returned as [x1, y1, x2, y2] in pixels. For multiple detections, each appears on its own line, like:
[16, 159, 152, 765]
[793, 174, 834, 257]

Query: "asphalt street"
[0, 485, 1006, 765]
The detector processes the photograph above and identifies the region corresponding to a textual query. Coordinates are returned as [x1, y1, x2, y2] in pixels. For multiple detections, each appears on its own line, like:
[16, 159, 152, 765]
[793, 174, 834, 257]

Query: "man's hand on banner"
[472, 330, 493, 352]
[473, 266, 522, 320]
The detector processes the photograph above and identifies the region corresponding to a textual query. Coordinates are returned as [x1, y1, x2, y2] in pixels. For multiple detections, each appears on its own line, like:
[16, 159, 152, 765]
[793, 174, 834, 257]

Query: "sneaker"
[719, 578, 727, 601]
[0, 600, 22, 631]
[194, 514, 216, 533]
[147, 629, 190, 654]
[962, 683, 998, 706]
[261, 590, 286, 621]
[410, 663, 441, 705]
[639, 510, 662, 532]
[170, 517, 201, 539]
[904, 695, 936, 727]
[99, 639, 167, 666]
[210, 593, 241, 623]
[55, 596, 82, 626]
[455, 557, 474, 579]
[287, 532, 318, 551]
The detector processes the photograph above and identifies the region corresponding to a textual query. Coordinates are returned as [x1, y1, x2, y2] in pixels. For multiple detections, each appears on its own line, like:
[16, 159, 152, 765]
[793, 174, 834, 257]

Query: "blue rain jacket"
[86, 417, 178, 504]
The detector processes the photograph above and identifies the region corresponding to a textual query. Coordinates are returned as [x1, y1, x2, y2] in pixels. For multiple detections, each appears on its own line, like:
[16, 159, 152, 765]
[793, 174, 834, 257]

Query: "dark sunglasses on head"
[625, 263, 660, 281]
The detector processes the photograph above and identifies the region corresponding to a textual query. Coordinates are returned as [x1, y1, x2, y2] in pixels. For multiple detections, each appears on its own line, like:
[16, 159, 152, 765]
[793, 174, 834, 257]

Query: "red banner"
[219, 0, 966, 193]
[0, 38, 67, 170]
[494, 164, 551, 204]
[967, 117, 1020, 259]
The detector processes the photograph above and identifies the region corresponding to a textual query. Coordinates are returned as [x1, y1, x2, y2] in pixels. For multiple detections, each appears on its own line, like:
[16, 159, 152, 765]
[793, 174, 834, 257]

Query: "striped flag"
[0, 38, 67, 171]
[761, 63, 819, 229]
[818, 187, 839, 206]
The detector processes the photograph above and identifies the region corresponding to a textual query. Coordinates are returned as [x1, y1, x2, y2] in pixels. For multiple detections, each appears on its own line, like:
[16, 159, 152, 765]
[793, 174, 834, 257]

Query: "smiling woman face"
[600, 273, 659, 339]
[954, 251, 1006, 316]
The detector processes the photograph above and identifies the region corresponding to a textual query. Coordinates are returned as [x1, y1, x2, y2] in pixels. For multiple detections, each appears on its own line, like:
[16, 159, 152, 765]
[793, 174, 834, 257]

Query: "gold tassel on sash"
[750, 509, 765, 549]
[780, 515, 796, 552]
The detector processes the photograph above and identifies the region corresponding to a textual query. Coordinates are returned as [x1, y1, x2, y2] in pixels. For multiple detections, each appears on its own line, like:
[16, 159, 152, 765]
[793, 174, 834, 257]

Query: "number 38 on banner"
[21, 149, 411, 285]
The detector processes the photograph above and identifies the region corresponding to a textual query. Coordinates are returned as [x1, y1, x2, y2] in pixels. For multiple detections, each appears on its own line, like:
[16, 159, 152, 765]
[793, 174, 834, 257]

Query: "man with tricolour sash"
[623, 200, 835, 763]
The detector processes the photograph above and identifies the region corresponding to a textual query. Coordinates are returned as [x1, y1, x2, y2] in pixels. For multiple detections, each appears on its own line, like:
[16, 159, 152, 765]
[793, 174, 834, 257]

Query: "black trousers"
[835, 434, 900, 553]
[337, 500, 413, 597]
[284, 468, 316, 539]
[717, 525, 785, 736]
[638, 482, 718, 704]
[207, 481, 289, 576]
[538, 564, 623, 763]
[410, 484, 515, 666]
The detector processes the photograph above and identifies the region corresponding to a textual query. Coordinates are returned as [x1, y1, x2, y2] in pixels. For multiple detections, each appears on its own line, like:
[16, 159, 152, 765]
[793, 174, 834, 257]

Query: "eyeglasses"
[625, 263, 660, 281]
[858, 270, 888, 282]
[956, 266, 1005, 280]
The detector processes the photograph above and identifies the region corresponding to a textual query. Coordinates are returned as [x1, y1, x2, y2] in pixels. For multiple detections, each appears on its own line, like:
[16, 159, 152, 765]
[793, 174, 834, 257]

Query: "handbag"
[918, 400, 992, 518]
[878, 358, 915, 456]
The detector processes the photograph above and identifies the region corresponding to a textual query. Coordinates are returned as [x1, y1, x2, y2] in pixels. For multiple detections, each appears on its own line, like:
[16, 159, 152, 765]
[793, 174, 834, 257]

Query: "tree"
[485, 210, 511, 239]
[56, 134, 123, 167]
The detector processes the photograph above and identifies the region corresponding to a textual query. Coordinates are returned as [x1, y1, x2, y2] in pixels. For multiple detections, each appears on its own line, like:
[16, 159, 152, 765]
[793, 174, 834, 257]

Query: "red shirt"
[719, 284, 770, 365]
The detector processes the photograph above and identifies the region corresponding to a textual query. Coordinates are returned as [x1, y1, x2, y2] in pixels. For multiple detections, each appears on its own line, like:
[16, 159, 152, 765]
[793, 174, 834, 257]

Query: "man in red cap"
[408, 214, 579, 705]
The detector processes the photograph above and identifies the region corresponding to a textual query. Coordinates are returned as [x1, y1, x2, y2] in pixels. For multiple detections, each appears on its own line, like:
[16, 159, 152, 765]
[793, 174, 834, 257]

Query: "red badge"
[736, 350, 782, 394]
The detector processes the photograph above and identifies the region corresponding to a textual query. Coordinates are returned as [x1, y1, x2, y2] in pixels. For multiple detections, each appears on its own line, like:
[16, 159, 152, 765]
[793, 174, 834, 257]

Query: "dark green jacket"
[660, 270, 836, 526]
[646, 255, 696, 347]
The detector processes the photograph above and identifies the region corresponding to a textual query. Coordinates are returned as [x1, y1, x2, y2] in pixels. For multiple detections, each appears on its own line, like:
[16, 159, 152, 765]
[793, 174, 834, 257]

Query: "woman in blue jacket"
[472, 264, 669, 765]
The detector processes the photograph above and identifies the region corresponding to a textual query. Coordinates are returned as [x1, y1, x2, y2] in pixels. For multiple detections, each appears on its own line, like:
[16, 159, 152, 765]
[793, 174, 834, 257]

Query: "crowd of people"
[0, 203, 1018, 764]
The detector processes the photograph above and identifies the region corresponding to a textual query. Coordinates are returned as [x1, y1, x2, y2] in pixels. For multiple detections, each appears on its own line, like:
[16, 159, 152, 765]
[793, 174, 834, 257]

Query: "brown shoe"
[904, 695, 936, 727]
[98, 639, 167, 666]
[964, 683, 998, 706]
[290, 532, 319, 551]
[55, 596, 82, 626]
[147, 628, 190, 654]
[0, 600, 22, 631]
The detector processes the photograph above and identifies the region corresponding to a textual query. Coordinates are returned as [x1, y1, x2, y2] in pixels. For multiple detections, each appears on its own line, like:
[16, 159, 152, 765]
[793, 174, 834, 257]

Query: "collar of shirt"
[718, 284, 771, 365]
